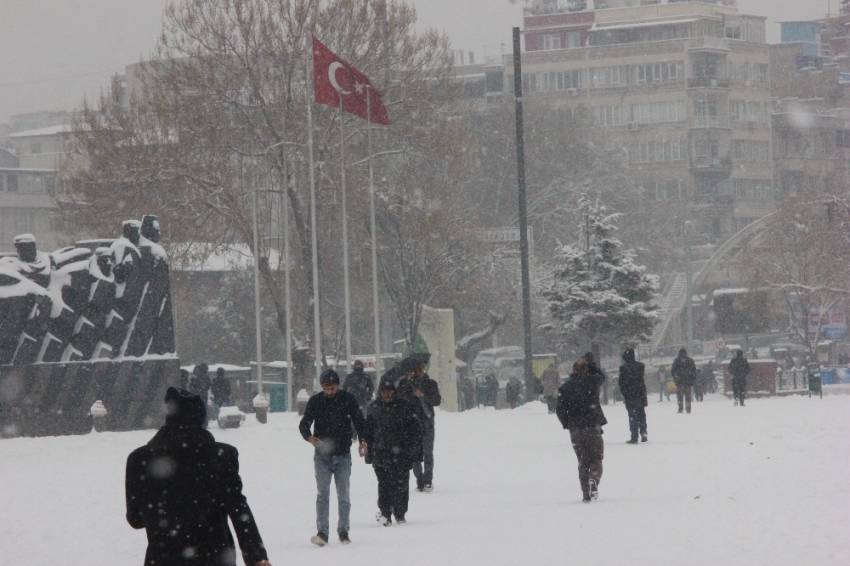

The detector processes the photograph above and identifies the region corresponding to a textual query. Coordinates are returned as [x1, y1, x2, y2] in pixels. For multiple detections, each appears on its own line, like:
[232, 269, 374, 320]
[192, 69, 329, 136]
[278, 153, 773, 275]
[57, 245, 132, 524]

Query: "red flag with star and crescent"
[312, 36, 391, 125]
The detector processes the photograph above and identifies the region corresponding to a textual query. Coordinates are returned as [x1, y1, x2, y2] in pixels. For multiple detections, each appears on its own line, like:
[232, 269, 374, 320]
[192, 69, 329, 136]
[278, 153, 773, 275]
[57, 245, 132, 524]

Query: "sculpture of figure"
[0, 234, 54, 288]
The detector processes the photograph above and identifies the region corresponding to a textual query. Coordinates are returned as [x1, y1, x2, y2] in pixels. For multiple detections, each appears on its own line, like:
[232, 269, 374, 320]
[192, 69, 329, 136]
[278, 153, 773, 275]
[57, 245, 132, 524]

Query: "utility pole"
[684, 220, 694, 354]
[512, 27, 535, 399]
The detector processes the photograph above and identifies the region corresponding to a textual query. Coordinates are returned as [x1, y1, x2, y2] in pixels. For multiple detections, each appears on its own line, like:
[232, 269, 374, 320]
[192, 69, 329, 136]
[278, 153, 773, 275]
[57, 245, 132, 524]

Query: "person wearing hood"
[366, 376, 422, 526]
[729, 350, 751, 406]
[299, 369, 369, 546]
[343, 360, 374, 414]
[671, 349, 697, 414]
[397, 356, 441, 492]
[618, 348, 648, 444]
[125, 387, 271, 566]
[556, 358, 607, 503]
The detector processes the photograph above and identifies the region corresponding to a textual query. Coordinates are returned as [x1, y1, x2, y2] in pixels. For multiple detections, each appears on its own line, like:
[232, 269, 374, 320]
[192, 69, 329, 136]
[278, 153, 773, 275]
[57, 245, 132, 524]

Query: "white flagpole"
[366, 87, 382, 376]
[339, 104, 353, 372]
[306, 36, 323, 390]
[279, 168, 294, 412]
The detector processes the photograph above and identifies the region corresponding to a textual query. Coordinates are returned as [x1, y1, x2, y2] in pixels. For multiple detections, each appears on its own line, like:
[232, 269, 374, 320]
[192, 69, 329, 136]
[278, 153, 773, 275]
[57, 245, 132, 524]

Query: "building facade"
[0, 147, 59, 253]
[513, 0, 772, 240]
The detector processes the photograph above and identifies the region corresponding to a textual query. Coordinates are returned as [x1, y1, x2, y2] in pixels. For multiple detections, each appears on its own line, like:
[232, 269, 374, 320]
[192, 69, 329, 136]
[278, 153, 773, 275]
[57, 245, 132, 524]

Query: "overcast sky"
[0, 0, 833, 124]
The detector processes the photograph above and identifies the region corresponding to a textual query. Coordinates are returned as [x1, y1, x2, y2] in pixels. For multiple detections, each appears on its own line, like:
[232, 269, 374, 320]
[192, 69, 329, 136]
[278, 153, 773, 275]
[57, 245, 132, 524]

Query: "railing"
[688, 77, 731, 89]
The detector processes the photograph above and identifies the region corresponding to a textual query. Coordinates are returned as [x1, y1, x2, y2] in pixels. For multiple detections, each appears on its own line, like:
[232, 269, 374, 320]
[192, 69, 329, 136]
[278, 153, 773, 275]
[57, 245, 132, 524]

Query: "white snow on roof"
[712, 288, 753, 297]
[591, 18, 702, 32]
[8, 124, 74, 138]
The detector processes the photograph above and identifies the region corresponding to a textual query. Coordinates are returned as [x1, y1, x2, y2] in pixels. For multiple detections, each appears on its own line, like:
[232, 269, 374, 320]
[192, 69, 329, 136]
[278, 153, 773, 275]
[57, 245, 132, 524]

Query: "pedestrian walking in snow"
[541, 363, 561, 414]
[397, 356, 441, 492]
[505, 377, 522, 409]
[366, 377, 422, 526]
[343, 360, 375, 414]
[299, 369, 369, 546]
[671, 349, 697, 414]
[483, 374, 499, 407]
[189, 363, 211, 405]
[695, 361, 714, 402]
[656, 367, 666, 402]
[125, 387, 271, 566]
[556, 358, 607, 503]
[211, 367, 232, 407]
[729, 350, 751, 406]
[618, 348, 648, 444]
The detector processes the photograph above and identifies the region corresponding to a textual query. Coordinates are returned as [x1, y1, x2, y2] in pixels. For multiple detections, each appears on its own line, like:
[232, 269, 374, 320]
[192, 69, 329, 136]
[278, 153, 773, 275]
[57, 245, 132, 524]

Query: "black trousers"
[732, 378, 747, 404]
[413, 419, 435, 487]
[374, 463, 410, 519]
[569, 427, 604, 497]
[626, 404, 647, 438]
[677, 384, 693, 412]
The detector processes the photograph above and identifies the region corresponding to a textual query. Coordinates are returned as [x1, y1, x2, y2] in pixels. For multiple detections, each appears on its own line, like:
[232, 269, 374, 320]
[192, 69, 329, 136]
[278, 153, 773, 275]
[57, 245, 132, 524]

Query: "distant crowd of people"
[124, 347, 754, 563]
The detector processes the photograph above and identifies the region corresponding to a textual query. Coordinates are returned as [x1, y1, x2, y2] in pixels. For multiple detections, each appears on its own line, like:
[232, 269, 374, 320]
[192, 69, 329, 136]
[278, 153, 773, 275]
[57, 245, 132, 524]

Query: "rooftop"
[8, 124, 74, 139]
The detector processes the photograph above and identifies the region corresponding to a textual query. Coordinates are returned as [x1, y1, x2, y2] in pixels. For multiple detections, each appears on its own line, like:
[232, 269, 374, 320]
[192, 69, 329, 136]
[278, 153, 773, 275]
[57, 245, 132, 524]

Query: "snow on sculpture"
[0, 216, 176, 365]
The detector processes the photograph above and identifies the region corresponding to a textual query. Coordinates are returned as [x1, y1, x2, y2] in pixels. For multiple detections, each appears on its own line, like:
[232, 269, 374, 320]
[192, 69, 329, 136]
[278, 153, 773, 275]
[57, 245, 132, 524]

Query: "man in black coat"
[397, 357, 442, 492]
[343, 360, 374, 413]
[299, 369, 368, 546]
[618, 348, 648, 444]
[211, 367, 232, 407]
[556, 358, 607, 503]
[671, 349, 697, 414]
[125, 387, 271, 566]
[190, 363, 211, 404]
[366, 377, 422, 526]
[729, 350, 751, 406]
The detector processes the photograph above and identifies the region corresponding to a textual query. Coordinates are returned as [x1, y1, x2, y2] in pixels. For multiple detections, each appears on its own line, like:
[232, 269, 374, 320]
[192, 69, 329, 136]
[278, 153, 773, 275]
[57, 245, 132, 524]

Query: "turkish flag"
[313, 36, 391, 125]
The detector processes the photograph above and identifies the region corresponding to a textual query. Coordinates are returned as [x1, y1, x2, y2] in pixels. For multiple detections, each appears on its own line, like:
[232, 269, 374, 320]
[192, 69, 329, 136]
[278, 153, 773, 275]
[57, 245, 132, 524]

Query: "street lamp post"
[684, 220, 694, 353]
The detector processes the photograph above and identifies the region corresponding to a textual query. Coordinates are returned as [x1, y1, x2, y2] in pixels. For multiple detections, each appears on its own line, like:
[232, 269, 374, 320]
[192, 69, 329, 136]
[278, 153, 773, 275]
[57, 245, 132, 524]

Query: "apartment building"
[0, 147, 59, 253]
[512, 0, 772, 240]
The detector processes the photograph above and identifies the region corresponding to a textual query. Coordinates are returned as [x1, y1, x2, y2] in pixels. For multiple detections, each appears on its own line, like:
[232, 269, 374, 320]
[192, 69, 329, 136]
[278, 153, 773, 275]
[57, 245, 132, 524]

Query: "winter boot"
[627, 436, 638, 444]
[310, 532, 328, 546]
[338, 531, 351, 544]
[582, 493, 591, 503]
[381, 515, 393, 527]
[396, 515, 407, 525]
[641, 434, 648, 443]
[423, 482, 434, 493]
[588, 478, 599, 500]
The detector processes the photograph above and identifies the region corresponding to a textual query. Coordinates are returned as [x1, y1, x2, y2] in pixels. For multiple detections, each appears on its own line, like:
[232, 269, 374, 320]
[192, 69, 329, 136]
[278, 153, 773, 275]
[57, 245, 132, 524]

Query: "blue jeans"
[314, 452, 351, 535]
[626, 404, 647, 438]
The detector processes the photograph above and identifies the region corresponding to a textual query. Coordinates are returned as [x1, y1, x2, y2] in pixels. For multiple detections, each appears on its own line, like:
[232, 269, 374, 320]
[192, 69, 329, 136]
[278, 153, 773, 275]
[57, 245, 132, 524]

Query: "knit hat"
[320, 368, 340, 386]
[164, 387, 207, 427]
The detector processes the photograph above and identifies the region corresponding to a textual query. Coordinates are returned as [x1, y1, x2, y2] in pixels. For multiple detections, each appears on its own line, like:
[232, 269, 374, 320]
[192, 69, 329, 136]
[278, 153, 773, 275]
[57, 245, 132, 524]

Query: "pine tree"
[543, 197, 659, 351]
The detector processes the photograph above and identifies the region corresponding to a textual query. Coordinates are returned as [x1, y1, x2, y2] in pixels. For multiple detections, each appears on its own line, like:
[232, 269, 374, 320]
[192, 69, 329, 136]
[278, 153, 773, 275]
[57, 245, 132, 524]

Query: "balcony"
[688, 77, 731, 89]
[687, 36, 731, 53]
[691, 156, 732, 175]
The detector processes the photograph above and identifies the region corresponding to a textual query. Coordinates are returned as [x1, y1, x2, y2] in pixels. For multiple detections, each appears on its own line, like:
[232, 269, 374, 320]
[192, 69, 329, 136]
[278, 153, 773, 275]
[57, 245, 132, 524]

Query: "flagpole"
[306, 36, 323, 390]
[339, 104, 353, 372]
[366, 87, 382, 377]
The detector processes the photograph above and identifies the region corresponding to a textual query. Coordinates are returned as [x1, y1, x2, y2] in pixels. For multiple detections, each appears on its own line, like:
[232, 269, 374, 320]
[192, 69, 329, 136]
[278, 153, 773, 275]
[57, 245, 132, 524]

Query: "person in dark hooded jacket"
[671, 349, 697, 414]
[366, 376, 422, 526]
[397, 356, 441, 492]
[556, 358, 607, 503]
[343, 360, 374, 413]
[618, 348, 648, 444]
[125, 387, 271, 566]
[729, 350, 751, 406]
[211, 367, 232, 407]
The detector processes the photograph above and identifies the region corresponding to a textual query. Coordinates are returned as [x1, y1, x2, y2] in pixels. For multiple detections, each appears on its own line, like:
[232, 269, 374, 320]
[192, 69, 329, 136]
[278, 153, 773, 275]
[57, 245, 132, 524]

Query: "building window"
[630, 138, 687, 163]
[733, 140, 770, 162]
[30, 142, 42, 154]
[6, 174, 18, 192]
[653, 179, 685, 201]
[542, 33, 563, 51]
[635, 61, 683, 84]
[565, 31, 582, 48]
[695, 97, 722, 127]
[631, 100, 686, 125]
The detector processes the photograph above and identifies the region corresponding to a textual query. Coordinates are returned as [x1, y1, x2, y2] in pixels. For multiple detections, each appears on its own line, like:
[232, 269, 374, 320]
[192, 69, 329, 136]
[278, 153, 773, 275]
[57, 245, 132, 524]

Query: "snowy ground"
[1, 394, 849, 566]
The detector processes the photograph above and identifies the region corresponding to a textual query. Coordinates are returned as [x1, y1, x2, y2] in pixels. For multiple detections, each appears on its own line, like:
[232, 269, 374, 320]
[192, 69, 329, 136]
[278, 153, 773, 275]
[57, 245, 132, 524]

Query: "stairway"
[648, 272, 688, 353]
